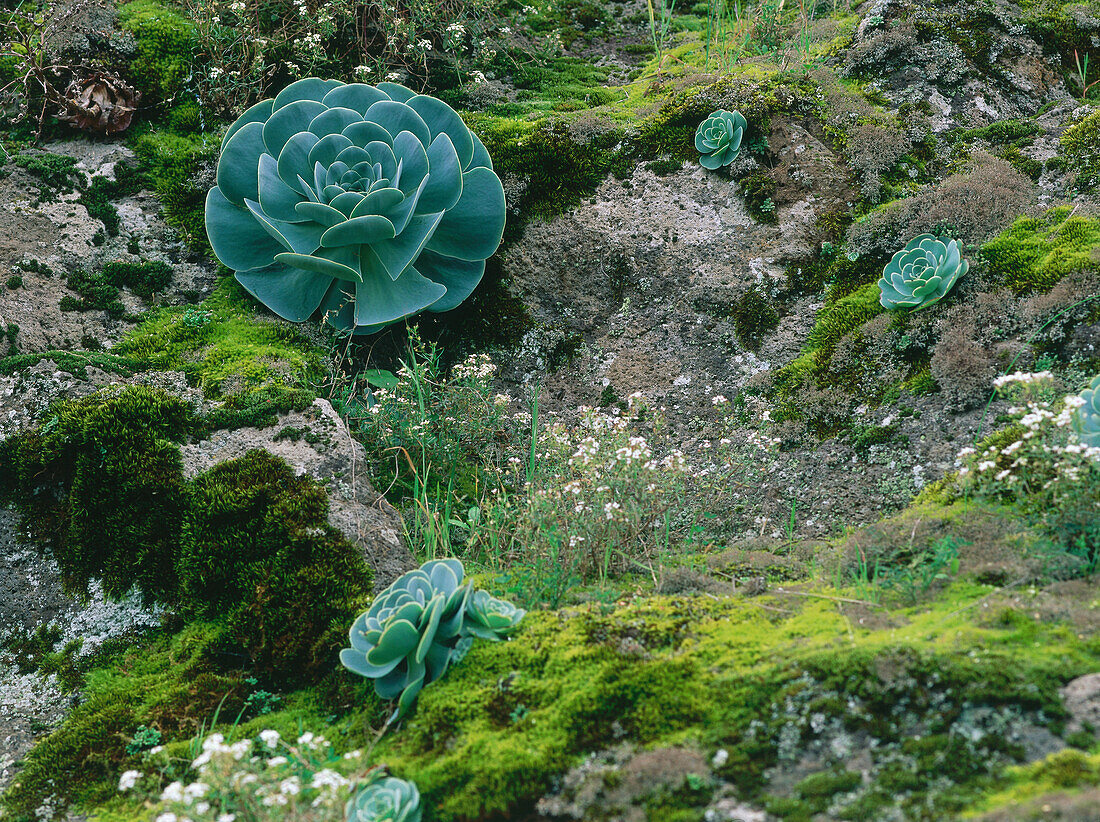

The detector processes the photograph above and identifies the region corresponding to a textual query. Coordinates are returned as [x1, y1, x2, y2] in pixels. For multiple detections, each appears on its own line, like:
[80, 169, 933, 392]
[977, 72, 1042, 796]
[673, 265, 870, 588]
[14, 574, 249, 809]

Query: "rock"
[1061, 673, 1100, 737]
[0, 508, 163, 796]
[0, 142, 217, 356]
[179, 398, 414, 588]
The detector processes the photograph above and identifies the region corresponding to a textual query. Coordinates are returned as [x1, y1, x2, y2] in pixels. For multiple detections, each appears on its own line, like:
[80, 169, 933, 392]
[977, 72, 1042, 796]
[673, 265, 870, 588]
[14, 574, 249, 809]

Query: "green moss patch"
[0, 386, 372, 682]
[114, 277, 323, 399]
[981, 207, 1100, 295]
[1060, 109, 1100, 192]
[130, 129, 217, 253]
[117, 0, 199, 109]
[0, 385, 192, 602]
[60, 260, 173, 318]
[179, 450, 373, 679]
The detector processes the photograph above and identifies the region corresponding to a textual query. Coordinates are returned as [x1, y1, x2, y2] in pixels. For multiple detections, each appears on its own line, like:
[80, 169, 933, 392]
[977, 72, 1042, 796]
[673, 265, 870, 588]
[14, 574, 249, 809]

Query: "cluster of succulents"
[695, 109, 747, 169]
[346, 775, 422, 822]
[205, 78, 506, 334]
[878, 234, 969, 311]
[1072, 375, 1100, 448]
[340, 558, 524, 723]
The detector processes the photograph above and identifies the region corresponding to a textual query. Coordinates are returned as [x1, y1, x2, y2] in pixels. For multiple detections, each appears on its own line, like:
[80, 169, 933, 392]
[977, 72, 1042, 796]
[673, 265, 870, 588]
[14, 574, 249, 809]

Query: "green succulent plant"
[340, 558, 524, 722]
[1072, 374, 1100, 448]
[464, 589, 525, 640]
[345, 775, 421, 822]
[340, 558, 471, 723]
[205, 78, 506, 334]
[878, 234, 969, 311]
[695, 109, 747, 170]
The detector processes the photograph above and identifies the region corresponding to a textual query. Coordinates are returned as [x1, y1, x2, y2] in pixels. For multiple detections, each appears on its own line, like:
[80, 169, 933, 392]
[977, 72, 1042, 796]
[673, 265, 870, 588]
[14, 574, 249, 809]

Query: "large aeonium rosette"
[205, 78, 506, 334]
[878, 233, 969, 311]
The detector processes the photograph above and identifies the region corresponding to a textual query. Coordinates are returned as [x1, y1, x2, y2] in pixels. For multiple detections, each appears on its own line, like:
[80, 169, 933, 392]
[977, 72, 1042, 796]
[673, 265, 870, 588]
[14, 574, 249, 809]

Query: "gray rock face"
[498, 155, 835, 413]
[0, 141, 217, 356]
[0, 509, 164, 796]
[1061, 673, 1100, 738]
[842, 0, 1068, 131]
[180, 398, 414, 589]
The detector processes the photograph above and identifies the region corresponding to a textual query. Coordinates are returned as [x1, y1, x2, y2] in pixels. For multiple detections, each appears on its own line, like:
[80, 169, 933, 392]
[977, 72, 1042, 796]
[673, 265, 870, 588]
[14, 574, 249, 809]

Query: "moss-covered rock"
[0, 385, 192, 603]
[179, 450, 374, 680]
[114, 277, 323, 400]
[0, 386, 371, 681]
[1060, 109, 1100, 191]
[981, 207, 1100, 295]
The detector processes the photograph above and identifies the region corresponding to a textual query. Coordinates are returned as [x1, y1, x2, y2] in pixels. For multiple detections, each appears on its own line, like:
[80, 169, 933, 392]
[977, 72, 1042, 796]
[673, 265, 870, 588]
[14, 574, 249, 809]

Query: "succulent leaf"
[695, 109, 747, 169]
[206, 78, 506, 334]
[878, 234, 969, 311]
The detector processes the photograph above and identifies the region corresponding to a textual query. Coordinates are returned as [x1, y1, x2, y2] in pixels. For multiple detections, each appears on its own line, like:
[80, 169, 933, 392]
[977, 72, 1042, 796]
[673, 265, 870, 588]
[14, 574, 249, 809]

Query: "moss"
[463, 74, 790, 235]
[766, 768, 863, 819]
[179, 450, 374, 680]
[198, 385, 316, 433]
[1, 693, 138, 821]
[767, 278, 889, 431]
[469, 116, 617, 228]
[0, 386, 367, 682]
[1060, 109, 1100, 192]
[738, 171, 778, 224]
[114, 277, 323, 400]
[902, 366, 938, 396]
[730, 288, 780, 347]
[61, 260, 173, 318]
[14, 152, 82, 200]
[0, 385, 192, 603]
[981, 207, 1100, 296]
[78, 163, 147, 237]
[0, 350, 142, 379]
[0, 622, 246, 822]
[34, 548, 1100, 822]
[117, 0, 199, 109]
[967, 748, 1100, 815]
[946, 119, 1042, 147]
[998, 145, 1043, 181]
[130, 129, 217, 253]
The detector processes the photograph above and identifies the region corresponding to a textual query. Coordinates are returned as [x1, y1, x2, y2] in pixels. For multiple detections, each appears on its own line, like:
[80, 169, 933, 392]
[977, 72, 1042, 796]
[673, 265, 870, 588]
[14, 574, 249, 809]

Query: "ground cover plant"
[3, 0, 1100, 819]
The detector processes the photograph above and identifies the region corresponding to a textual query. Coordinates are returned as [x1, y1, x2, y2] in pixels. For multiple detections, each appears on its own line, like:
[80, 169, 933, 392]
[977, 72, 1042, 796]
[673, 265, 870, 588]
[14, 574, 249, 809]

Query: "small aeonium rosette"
[878, 234, 968, 311]
[1071, 374, 1100, 448]
[695, 109, 747, 170]
[345, 775, 421, 822]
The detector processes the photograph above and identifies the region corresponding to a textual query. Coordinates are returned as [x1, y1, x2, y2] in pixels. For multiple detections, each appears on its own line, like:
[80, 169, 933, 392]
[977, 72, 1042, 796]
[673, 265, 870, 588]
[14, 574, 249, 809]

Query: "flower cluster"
[474, 402, 688, 590]
[954, 391, 1100, 572]
[119, 729, 370, 822]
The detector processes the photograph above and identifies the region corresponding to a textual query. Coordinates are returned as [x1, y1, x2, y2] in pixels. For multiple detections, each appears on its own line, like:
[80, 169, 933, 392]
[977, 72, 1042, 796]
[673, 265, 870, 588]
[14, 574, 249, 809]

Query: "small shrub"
[954, 389, 1100, 574]
[847, 153, 1035, 259]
